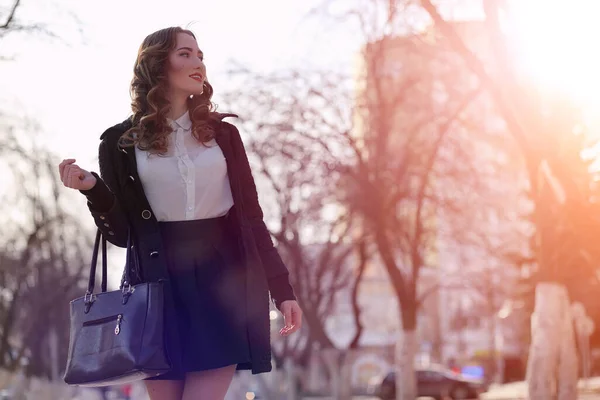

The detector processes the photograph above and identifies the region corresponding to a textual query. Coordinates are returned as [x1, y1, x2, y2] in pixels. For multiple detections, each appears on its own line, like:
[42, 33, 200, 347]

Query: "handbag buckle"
[84, 292, 96, 303]
[122, 284, 134, 305]
[83, 292, 96, 313]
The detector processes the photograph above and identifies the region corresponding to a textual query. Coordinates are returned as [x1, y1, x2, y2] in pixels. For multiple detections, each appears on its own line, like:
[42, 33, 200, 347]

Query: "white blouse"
[135, 111, 234, 222]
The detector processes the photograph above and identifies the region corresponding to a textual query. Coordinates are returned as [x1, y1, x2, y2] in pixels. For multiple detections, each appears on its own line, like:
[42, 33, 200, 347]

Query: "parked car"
[0, 387, 15, 400]
[371, 366, 486, 399]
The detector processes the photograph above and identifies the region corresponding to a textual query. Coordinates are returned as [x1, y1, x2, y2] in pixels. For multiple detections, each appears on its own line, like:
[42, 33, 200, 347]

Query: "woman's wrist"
[268, 274, 296, 309]
[79, 172, 114, 212]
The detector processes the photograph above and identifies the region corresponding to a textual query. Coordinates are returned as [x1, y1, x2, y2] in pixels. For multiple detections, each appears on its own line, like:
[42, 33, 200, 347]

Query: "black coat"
[81, 113, 295, 374]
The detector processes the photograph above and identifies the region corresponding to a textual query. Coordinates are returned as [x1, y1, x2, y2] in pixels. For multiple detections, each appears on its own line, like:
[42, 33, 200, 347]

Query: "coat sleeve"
[79, 138, 129, 248]
[229, 125, 296, 308]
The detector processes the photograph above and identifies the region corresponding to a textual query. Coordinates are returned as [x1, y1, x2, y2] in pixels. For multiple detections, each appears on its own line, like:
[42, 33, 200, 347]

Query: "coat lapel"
[215, 119, 242, 210]
[110, 120, 153, 214]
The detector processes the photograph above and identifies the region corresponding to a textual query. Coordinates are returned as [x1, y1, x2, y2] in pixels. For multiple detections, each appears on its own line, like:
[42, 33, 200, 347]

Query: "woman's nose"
[193, 58, 204, 69]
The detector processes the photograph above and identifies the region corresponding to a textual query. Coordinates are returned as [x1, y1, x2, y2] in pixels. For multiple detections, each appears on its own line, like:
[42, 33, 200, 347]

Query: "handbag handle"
[85, 229, 136, 311]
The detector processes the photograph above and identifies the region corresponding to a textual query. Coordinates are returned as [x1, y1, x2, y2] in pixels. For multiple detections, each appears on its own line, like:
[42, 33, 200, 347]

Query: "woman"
[58, 27, 302, 400]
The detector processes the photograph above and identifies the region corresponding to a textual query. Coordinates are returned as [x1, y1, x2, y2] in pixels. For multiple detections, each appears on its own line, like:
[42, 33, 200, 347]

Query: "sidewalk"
[482, 377, 600, 400]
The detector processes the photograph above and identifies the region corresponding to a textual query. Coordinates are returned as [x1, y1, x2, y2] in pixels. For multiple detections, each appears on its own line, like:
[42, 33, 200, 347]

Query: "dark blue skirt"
[146, 214, 251, 380]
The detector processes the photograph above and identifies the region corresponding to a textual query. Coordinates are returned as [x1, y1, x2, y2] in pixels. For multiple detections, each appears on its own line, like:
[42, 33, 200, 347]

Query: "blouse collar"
[169, 110, 192, 131]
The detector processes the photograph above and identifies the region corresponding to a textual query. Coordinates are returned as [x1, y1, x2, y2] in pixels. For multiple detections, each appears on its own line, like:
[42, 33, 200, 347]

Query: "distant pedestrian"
[121, 384, 132, 400]
[97, 386, 109, 400]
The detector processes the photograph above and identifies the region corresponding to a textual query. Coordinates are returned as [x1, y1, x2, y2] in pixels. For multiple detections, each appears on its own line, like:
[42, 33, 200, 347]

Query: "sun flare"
[508, 0, 600, 116]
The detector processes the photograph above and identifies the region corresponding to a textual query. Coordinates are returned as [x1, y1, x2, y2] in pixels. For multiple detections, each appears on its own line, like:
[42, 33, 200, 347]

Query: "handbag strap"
[123, 228, 134, 288]
[86, 228, 134, 297]
[101, 235, 108, 292]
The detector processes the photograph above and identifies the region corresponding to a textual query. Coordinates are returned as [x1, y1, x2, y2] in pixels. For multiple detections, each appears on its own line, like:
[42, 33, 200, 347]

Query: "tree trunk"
[306, 348, 323, 393]
[557, 305, 578, 400]
[339, 354, 353, 400]
[526, 282, 578, 400]
[322, 348, 353, 400]
[254, 372, 281, 400]
[322, 349, 339, 399]
[285, 357, 299, 400]
[395, 329, 417, 400]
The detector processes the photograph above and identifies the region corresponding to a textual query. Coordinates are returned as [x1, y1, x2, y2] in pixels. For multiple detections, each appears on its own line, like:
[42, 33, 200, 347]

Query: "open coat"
[81, 114, 295, 374]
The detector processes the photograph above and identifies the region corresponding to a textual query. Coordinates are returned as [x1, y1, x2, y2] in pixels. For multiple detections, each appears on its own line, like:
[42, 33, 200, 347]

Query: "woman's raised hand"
[58, 159, 97, 191]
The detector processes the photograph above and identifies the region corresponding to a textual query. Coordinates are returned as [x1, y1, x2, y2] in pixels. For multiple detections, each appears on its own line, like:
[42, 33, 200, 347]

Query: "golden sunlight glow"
[508, 0, 600, 113]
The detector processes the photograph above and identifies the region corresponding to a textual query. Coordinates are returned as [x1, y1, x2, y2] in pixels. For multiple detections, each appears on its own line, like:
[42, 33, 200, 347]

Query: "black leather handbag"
[63, 229, 171, 386]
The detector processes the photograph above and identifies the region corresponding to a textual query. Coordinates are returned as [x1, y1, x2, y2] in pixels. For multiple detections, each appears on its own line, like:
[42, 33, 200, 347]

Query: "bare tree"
[0, 117, 90, 378]
[345, 29, 509, 398]
[0, 0, 87, 380]
[0, 0, 83, 61]
[221, 68, 369, 398]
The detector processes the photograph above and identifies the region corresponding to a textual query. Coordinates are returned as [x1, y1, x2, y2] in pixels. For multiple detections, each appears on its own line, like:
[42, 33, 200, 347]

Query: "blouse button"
[150, 251, 159, 258]
[141, 209, 152, 219]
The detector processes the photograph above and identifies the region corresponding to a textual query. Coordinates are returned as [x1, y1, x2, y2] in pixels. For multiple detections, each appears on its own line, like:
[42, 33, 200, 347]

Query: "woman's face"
[166, 32, 206, 98]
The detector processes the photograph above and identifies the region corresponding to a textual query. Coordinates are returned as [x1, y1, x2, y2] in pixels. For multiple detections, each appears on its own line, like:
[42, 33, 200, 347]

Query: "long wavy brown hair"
[118, 27, 216, 155]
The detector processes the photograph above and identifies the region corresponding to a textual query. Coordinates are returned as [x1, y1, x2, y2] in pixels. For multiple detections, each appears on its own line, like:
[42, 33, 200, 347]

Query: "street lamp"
[494, 300, 514, 384]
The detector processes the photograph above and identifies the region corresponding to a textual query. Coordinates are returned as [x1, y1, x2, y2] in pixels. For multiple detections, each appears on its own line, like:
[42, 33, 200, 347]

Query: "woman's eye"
[180, 53, 190, 58]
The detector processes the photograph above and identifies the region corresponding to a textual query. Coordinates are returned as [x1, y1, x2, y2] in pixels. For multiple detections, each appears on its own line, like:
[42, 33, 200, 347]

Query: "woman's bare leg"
[144, 379, 185, 400]
[181, 364, 237, 400]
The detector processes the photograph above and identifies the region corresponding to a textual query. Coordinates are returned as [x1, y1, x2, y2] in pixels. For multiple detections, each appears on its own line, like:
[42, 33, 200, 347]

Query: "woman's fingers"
[62, 164, 72, 187]
[292, 305, 302, 331]
[59, 159, 77, 186]
[58, 158, 76, 180]
[62, 163, 83, 188]
[286, 305, 302, 335]
[59, 159, 95, 190]
[279, 301, 303, 336]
